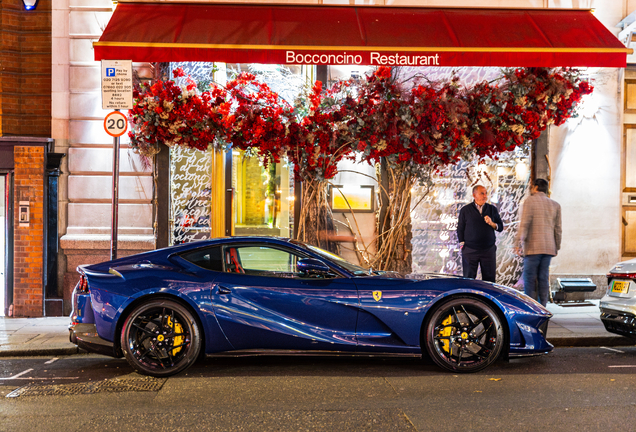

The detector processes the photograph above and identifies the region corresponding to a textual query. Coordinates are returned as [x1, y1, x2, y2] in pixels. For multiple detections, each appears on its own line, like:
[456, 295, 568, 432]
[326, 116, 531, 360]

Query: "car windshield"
[291, 240, 376, 275]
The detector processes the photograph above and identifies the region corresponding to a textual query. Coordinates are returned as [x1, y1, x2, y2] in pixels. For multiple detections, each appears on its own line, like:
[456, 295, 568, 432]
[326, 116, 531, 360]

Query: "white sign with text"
[101, 60, 133, 110]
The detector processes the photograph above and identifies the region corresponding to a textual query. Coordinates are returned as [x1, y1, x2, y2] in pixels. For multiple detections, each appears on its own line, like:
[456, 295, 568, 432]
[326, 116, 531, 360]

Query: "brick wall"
[13, 146, 45, 316]
[0, 0, 52, 137]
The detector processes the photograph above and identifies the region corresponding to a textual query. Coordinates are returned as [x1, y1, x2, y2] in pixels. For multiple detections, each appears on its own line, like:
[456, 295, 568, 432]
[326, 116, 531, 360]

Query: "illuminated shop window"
[232, 150, 292, 237]
[411, 151, 530, 287]
[329, 157, 377, 212]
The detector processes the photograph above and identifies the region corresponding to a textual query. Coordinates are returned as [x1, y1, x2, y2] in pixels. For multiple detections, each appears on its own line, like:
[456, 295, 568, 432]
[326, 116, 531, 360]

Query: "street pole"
[110, 109, 121, 261]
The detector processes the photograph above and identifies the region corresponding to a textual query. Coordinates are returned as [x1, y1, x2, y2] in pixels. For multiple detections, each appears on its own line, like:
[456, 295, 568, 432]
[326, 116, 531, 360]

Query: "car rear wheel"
[121, 299, 201, 377]
[424, 297, 505, 373]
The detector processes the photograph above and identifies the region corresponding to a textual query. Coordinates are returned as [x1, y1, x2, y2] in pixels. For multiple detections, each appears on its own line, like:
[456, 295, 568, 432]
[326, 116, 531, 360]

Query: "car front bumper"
[69, 322, 120, 358]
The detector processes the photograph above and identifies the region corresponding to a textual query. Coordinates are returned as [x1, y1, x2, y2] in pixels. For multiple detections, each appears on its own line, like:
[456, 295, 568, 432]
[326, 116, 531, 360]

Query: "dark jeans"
[523, 254, 552, 306]
[461, 245, 497, 282]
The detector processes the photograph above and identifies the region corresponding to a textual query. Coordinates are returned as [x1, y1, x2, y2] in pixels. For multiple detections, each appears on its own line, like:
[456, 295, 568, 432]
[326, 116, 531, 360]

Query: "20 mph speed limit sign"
[104, 111, 128, 137]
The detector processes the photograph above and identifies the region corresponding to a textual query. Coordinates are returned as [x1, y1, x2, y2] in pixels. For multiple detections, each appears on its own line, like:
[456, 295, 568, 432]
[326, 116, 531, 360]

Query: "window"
[625, 79, 636, 114]
[232, 150, 293, 237]
[624, 210, 636, 255]
[180, 246, 223, 271]
[224, 246, 299, 276]
[623, 79, 636, 256]
[330, 185, 375, 212]
[329, 157, 377, 213]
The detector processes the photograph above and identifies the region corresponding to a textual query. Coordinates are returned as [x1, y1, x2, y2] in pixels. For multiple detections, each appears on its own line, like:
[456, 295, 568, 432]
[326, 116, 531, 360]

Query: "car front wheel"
[121, 299, 201, 377]
[424, 296, 505, 373]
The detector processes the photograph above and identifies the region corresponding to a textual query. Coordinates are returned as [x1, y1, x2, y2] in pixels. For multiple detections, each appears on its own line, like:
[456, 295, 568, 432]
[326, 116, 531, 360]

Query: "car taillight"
[607, 273, 636, 280]
[77, 274, 89, 294]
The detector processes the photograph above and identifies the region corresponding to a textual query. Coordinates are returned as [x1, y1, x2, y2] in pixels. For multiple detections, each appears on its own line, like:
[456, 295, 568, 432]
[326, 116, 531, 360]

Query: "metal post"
[155, 145, 170, 249]
[225, 149, 233, 237]
[110, 110, 121, 261]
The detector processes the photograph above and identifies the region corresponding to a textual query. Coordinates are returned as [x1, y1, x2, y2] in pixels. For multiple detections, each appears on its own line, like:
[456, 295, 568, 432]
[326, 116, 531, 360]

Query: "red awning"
[94, 2, 632, 67]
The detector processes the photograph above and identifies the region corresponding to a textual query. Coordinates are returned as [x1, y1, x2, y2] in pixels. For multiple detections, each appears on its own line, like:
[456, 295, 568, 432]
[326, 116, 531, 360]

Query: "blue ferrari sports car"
[69, 236, 553, 377]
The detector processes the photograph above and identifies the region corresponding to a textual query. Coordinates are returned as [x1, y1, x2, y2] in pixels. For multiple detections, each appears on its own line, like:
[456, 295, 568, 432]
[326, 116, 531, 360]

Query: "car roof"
[164, 236, 296, 254]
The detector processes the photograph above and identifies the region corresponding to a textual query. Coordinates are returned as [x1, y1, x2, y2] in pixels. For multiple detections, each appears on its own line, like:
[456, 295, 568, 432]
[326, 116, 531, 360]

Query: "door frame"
[1, 172, 14, 316]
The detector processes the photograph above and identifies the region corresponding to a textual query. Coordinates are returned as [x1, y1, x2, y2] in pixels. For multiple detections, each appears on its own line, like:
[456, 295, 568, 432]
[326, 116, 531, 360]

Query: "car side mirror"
[297, 258, 332, 276]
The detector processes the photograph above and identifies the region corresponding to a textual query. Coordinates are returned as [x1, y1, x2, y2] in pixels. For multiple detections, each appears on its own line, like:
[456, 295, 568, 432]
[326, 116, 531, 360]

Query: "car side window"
[180, 246, 223, 271]
[224, 246, 297, 276]
[222, 245, 338, 279]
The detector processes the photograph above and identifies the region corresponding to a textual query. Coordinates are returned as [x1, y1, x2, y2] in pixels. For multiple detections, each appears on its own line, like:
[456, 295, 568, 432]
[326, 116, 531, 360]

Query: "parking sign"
[101, 60, 133, 110]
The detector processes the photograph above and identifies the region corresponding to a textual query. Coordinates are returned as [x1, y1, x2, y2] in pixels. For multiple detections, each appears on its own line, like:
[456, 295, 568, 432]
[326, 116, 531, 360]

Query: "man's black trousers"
[461, 245, 497, 282]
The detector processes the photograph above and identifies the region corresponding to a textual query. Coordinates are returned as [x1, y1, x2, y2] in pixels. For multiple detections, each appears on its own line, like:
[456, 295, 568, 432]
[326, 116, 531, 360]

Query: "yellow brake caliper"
[439, 315, 454, 353]
[166, 316, 184, 356]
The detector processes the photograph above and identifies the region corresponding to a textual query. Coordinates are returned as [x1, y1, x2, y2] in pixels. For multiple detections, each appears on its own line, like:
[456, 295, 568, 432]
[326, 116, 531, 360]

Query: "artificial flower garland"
[129, 66, 592, 269]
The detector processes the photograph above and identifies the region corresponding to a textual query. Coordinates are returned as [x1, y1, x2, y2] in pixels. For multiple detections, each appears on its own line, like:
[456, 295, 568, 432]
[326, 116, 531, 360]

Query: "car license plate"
[611, 280, 630, 294]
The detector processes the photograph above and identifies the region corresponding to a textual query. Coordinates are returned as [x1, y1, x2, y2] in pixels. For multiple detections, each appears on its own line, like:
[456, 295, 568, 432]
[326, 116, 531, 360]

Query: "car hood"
[394, 274, 550, 315]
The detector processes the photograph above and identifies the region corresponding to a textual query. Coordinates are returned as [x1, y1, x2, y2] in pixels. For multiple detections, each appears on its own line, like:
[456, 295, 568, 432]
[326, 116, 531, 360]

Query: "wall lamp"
[22, 0, 39, 10]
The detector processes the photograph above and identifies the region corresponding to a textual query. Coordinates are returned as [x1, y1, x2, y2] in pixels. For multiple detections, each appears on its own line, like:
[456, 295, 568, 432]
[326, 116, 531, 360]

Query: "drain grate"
[6, 376, 167, 398]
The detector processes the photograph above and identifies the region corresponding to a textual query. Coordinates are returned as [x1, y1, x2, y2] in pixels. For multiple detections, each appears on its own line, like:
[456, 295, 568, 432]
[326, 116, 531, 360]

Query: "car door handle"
[217, 285, 231, 295]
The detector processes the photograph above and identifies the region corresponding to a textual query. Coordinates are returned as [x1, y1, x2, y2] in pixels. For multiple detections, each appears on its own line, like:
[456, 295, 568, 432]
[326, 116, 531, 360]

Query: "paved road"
[1, 347, 635, 431]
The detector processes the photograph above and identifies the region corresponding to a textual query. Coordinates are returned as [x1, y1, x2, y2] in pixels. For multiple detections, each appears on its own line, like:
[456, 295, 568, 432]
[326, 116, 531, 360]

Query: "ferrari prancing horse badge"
[373, 291, 382, 301]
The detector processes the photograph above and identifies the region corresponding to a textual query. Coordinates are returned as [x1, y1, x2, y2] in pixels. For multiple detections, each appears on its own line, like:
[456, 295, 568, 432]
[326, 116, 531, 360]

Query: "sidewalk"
[0, 300, 632, 357]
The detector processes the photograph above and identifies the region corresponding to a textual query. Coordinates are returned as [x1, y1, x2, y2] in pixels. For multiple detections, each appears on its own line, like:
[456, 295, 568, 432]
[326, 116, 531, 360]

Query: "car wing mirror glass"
[297, 258, 332, 276]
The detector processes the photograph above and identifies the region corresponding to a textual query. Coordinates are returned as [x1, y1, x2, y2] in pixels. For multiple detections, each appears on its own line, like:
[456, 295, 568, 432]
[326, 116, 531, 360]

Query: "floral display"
[344, 66, 592, 271]
[288, 80, 359, 251]
[467, 67, 593, 160]
[223, 72, 295, 167]
[128, 67, 230, 158]
[128, 65, 592, 271]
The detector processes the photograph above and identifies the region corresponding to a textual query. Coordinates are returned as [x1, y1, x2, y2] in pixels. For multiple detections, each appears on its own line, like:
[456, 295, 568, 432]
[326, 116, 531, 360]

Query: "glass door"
[232, 150, 292, 237]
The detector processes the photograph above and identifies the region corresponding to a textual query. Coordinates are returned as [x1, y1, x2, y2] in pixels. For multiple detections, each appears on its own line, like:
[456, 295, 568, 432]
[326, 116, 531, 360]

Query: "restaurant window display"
[167, 62, 219, 245]
[170, 145, 213, 245]
[410, 149, 530, 286]
[149, 61, 580, 282]
[167, 62, 302, 244]
[232, 150, 293, 237]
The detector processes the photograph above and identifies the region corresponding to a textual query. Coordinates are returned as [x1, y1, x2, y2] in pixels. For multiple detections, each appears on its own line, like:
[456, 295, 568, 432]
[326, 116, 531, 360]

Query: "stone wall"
[529, 0, 627, 296]
[53, 0, 154, 314]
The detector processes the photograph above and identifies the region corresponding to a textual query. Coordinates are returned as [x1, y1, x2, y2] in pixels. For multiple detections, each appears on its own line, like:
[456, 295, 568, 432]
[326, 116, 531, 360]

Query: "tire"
[424, 296, 505, 373]
[120, 299, 201, 377]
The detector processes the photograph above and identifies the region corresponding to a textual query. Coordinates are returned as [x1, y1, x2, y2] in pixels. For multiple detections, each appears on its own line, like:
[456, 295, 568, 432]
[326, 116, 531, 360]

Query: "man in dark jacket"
[457, 185, 504, 282]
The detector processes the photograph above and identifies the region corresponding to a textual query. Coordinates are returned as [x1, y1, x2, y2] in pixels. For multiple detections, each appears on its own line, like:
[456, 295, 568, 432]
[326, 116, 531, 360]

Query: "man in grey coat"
[515, 178, 562, 306]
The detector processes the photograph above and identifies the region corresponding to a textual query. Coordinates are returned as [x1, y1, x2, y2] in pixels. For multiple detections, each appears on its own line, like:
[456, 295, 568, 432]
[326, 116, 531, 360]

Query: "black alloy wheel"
[424, 296, 505, 373]
[121, 299, 201, 377]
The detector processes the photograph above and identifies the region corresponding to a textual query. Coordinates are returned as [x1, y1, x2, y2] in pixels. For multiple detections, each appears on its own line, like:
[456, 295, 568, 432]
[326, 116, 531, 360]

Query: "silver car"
[600, 258, 636, 340]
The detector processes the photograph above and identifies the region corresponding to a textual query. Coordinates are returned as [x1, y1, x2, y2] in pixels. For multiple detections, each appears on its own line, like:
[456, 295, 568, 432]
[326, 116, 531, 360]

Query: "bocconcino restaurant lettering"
[370, 52, 440, 66]
[286, 51, 364, 65]
[285, 51, 440, 66]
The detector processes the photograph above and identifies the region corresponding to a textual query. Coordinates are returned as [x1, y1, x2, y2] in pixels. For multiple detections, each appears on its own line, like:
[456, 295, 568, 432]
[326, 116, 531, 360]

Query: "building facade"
[30, 0, 636, 316]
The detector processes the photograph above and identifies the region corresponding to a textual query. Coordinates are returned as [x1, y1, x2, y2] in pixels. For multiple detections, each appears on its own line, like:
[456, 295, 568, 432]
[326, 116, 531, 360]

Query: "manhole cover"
[6, 376, 166, 398]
